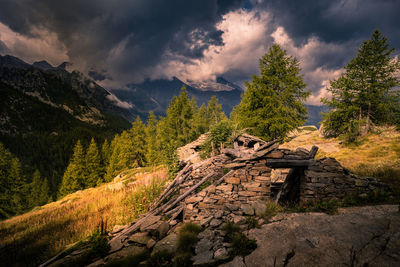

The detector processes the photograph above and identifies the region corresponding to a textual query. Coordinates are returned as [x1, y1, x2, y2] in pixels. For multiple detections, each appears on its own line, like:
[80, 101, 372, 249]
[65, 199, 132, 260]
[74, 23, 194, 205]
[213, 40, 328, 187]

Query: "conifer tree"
[193, 103, 209, 136]
[101, 139, 111, 167]
[233, 44, 309, 140]
[86, 138, 103, 187]
[145, 111, 159, 165]
[106, 117, 147, 180]
[165, 86, 198, 145]
[0, 142, 27, 218]
[206, 95, 227, 126]
[322, 30, 400, 138]
[29, 170, 49, 207]
[58, 140, 86, 198]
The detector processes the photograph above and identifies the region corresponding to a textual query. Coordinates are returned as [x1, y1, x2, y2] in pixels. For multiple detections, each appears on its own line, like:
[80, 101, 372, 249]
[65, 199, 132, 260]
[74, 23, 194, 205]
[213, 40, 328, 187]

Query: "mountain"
[111, 76, 243, 118]
[111, 76, 326, 125]
[0, 55, 134, 194]
[305, 104, 328, 127]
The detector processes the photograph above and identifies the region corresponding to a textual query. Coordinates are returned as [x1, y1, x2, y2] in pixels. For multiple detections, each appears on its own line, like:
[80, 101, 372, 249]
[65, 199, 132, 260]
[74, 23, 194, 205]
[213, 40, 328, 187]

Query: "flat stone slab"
[220, 205, 400, 267]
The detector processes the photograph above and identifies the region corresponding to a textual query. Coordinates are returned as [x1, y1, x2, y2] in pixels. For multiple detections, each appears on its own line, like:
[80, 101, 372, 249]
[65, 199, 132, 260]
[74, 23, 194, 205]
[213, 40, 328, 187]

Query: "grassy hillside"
[0, 167, 168, 267]
[282, 126, 400, 197]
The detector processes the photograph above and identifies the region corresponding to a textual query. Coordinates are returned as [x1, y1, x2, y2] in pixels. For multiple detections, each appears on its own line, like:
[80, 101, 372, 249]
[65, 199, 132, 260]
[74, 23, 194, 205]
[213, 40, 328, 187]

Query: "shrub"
[263, 201, 283, 218]
[148, 250, 174, 267]
[200, 120, 233, 158]
[87, 220, 110, 258]
[222, 222, 257, 257]
[245, 216, 258, 229]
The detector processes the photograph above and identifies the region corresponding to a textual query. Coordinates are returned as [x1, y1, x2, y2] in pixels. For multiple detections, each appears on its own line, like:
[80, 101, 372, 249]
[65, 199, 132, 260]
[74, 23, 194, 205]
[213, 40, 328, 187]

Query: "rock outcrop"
[221, 205, 400, 267]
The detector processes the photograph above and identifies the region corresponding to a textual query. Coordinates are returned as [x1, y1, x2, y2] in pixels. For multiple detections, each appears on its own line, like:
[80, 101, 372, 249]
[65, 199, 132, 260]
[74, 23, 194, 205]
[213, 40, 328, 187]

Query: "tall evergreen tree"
[145, 111, 159, 165]
[29, 170, 49, 207]
[206, 95, 227, 126]
[322, 30, 400, 138]
[86, 138, 103, 187]
[58, 140, 86, 198]
[0, 142, 26, 218]
[193, 103, 209, 136]
[164, 86, 197, 146]
[106, 117, 147, 180]
[233, 44, 309, 140]
[101, 139, 111, 167]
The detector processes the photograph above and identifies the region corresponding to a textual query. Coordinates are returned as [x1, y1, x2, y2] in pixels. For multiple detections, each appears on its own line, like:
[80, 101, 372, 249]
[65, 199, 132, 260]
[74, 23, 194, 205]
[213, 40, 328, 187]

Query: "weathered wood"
[237, 134, 266, 147]
[213, 170, 235, 186]
[254, 139, 279, 152]
[162, 171, 215, 213]
[222, 148, 242, 158]
[234, 143, 279, 162]
[151, 164, 192, 209]
[266, 159, 315, 168]
[308, 146, 319, 159]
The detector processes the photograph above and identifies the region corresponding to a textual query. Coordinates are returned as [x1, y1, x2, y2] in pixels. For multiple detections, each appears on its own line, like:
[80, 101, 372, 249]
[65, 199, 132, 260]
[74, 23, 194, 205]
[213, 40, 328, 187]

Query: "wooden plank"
[308, 146, 319, 159]
[266, 159, 314, 168]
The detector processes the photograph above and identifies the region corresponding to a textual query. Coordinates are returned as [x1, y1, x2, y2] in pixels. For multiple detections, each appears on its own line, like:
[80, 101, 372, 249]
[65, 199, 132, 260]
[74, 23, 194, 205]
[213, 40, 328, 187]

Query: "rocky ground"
[221, 205, 400, 267]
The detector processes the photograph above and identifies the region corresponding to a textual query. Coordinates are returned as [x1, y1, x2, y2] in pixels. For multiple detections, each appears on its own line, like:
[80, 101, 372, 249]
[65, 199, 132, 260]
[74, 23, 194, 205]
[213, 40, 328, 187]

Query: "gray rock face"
[151, 233, 178, 255]
[220, 205, 400, 267]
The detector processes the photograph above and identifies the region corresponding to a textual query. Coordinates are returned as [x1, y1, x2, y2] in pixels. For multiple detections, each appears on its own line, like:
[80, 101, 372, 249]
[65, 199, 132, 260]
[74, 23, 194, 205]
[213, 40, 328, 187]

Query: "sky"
[0, 0, 399, 105]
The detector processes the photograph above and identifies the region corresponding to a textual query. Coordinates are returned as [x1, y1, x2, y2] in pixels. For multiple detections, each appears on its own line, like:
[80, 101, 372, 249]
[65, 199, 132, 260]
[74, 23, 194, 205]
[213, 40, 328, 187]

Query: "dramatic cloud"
[0, 0, 244, 82]
[0, 22, 68, 65]
[0, 0, 399, 104]
[150, 9, 272, 84]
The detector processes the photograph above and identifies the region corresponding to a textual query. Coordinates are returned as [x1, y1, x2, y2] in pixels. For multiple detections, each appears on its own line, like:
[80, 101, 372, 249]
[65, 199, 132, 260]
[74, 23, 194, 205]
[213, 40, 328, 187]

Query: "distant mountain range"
[109, 76, 243, 119]
[109, 76, 326, 126]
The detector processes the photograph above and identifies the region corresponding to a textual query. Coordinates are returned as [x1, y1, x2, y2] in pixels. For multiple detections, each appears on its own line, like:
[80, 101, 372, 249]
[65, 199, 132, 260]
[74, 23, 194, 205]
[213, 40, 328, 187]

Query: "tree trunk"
[365, 102, 371, 134]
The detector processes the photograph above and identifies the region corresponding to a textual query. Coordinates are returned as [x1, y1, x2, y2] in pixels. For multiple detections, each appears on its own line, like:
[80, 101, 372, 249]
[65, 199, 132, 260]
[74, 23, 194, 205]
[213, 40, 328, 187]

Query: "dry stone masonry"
[43, 134, 391, 267]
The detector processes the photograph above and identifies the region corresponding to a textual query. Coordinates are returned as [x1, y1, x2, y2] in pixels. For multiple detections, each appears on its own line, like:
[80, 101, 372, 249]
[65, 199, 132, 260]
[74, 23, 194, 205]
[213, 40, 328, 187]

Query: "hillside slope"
[0, 55, 134, 194]
[0, 167, 168, 267]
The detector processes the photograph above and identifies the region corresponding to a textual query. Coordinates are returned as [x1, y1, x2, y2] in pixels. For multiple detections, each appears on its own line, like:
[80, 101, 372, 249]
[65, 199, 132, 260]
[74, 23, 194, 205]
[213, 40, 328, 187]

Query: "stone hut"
[44, 134, 390, 266]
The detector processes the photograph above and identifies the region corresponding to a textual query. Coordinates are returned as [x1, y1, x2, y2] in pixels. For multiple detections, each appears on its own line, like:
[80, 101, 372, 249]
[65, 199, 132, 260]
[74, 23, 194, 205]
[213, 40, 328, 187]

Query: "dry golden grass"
[0, 166, 168, 267]
[282, 126, 400, 197]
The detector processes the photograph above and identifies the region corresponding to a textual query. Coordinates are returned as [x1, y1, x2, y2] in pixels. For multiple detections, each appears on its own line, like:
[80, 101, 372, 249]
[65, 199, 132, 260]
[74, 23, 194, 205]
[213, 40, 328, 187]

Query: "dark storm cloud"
[0, 0, 244, 81]
[259, 0, 400, 62]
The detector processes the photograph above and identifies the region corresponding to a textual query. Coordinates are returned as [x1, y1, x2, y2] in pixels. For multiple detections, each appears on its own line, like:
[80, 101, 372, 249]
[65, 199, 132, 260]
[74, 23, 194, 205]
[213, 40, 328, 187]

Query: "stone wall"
[299, 157, 390, 202]
[183, 159, 272, 225]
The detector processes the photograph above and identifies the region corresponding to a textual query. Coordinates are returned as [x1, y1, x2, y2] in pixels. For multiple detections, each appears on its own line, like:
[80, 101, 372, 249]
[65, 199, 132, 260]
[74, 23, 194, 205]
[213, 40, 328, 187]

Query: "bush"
[222, 222, 257, 257]
[87, 221, 110, 258]
[174, 223, 204, 265]
[200, 120, 233, 158]
[263, 201, 283, 218]
[148, 250, 174, 267]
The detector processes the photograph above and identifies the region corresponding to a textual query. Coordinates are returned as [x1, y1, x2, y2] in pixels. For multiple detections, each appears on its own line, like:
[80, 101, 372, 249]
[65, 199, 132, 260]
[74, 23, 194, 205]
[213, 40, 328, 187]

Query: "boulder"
[151, 233, 179, 255]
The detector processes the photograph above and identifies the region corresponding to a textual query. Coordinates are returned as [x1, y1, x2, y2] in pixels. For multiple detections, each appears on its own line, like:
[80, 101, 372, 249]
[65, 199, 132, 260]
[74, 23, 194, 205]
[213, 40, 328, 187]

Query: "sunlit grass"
[282, 126, 400, 198]
[0, 166, 168, 267]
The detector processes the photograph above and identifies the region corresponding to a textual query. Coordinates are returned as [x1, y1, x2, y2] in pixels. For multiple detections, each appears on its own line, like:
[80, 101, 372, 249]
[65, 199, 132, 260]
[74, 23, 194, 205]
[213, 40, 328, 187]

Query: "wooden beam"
[266, 159, 315, 168]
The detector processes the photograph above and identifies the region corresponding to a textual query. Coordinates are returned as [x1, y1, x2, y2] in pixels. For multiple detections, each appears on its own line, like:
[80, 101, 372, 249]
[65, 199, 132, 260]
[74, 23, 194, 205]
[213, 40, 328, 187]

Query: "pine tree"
[193, 103, 209, 136]
[206, 95, 227, 126]
[164, 86, 198, 146]
[58, 140, 86, 198]
[101, 139, 111, 167]
[233, 44, 310, 140]
[322, 30, 400, 139]
[29, 170, 49, 207]
[0, 142, 28, 218]
[86, 138, 103, 187]
[145, 111, 159, 165]
[106, 117, 147, 180]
